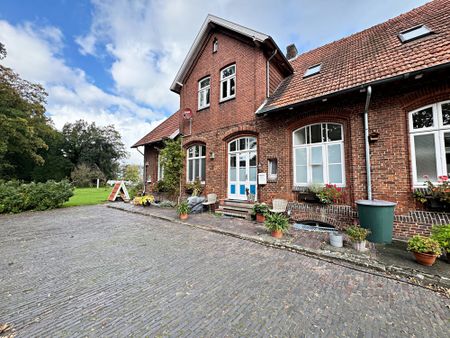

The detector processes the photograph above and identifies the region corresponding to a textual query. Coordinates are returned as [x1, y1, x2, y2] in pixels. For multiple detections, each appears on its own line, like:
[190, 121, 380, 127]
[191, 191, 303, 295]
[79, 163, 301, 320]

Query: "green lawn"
[64, 187, 111, 207]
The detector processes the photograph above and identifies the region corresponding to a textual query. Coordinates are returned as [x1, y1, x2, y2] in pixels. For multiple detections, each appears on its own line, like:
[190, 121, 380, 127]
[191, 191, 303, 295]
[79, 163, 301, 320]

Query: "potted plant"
[252, 203, 269, 223]
[431, 224, 450, 263]
[407, 235, 442, 266]
[264, 212, 290, 238]
[329, 231, 343, 248]
[413, 175, 450, 211]
[346, 226, 371, 252]
[177, 201, 191, 220]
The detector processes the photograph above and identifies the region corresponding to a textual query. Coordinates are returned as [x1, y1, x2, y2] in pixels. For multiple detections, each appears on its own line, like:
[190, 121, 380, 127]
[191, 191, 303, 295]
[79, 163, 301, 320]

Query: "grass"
[64, 187, 111, 207]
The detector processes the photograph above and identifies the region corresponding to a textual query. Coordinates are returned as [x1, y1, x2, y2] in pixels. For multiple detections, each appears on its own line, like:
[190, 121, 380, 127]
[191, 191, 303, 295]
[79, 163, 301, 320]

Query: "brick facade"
[142, 21, 450, 239]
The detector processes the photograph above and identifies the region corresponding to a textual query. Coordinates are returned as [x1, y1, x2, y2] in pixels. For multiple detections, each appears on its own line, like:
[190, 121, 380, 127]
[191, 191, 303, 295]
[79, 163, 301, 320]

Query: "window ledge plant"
[413, 175, 450, 211]
[264, 212, 290, 239]
[298, 184, 343, 205]
[407, 235, 442, 266]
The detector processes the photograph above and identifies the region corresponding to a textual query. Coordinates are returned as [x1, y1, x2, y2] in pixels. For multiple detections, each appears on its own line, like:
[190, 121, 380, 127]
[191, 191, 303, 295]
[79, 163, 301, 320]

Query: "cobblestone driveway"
[0, 206, 448, 337]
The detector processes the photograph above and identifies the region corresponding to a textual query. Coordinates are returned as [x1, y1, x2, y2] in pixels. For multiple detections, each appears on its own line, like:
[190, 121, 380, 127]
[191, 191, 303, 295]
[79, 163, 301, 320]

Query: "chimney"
[286, 43, 298, 60]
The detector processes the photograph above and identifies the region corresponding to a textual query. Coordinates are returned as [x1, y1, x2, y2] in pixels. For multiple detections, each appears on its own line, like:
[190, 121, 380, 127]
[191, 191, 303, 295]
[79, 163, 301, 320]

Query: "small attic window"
[399, 25, 432, 43]
[213, 38, 218, 53]
[304, 64, 321, 78]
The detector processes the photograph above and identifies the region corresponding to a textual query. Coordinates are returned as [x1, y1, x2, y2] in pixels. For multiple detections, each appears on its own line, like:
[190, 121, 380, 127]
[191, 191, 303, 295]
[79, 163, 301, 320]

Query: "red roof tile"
[132, 111, 180, 147]
[262, 0, 450, 112]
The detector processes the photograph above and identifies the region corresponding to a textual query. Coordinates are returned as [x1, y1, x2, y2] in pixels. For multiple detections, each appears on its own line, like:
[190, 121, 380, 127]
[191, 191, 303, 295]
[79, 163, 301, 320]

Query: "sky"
[0, 0, 430, 164]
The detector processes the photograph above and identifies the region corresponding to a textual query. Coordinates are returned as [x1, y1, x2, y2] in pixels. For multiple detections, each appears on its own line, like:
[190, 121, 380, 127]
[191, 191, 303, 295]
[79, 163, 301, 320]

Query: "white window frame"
[409, 100, 450, 187]
[268, 159, 278, 180]
[187, 144, 206, 183]
[198, 76, 210, 110]
[157, 153, 164, 181]
[292, 123, 345, 187]
[220, 64, 236, 102]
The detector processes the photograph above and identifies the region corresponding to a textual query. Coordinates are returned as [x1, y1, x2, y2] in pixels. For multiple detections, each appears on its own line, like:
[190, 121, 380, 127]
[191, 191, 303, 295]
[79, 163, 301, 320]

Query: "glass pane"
[310, 124, 322, 143]
[199, 91, 204, 107]
[230, 141, 236, 152]
[295, 166, 307, 184]
[230, 155, 236, 167]
[206, 88, 210, 105]
[412, 107, 433, 129]
[222, 81, 227, 98]
[295, 148, 307, 166]
[200, 78, 210, 88]
[239, 154, 246, 180]
[188, 160, 193, 181]
[230, 168, 236, 181]
[445, 132, 450, 175]
[327, 124, 342, 141]
[312, 165, 323, 183]
[329, 164, 342, 184]
[414, 134, 437, 182]
[249, 167, 257, 181]
[194, 146, 199, 157]
[201, 158, 206, 181]
[293, 128, 306, 145]
[311, 146, 322, 165]
[222, 65, 235, 78]
[188, 147, 194, 158]
[200, 145, 206, 157]
[442, 103, 450, 126]
[269, 159, 277, 175]
[328, 144, 341, 163]
[239, 138, 246, 150]
[194, 159, 199, 179]
[239, 168, 246, 181]
[230, 78, 235, 95]
[249, 153, 256, 166]
[248, 138, 257, 149]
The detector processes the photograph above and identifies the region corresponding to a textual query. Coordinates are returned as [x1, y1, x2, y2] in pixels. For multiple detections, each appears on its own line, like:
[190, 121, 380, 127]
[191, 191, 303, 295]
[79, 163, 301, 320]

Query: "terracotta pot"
[413, 252, 438, 266]
[179, 213, 189, 220]
[271, 230, 283, 238]
[256, 213, 266, 223]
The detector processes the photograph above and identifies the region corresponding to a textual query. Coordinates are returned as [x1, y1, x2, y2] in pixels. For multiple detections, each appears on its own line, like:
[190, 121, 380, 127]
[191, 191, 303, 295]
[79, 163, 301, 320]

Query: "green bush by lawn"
[63, 187, 110, 207]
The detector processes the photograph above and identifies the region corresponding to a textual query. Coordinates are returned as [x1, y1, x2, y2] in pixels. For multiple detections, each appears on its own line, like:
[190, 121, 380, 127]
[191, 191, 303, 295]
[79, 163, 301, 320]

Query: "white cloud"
[0, 20, 164, 165]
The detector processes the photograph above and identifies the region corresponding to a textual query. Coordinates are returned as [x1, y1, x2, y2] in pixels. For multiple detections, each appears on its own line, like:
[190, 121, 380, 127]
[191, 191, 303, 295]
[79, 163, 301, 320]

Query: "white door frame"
[228, 136, 257, 200]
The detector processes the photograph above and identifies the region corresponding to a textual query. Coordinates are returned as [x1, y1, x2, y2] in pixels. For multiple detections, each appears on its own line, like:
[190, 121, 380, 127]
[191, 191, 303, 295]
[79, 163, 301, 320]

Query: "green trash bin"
[356, 200, 397, 244]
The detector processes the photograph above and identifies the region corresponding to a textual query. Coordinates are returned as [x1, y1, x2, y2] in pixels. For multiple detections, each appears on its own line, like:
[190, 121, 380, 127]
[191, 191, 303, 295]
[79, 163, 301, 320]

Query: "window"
[268, 159, 278, 180]
[198, 77, 210, 110]
[157, 154, 164, 181]
[304, 64, 321, 78]
[213, 38, 218, 53]
[293, 123, 345, 186]
[399, 25, 432, 43]
[187, 144, 206, 182]
[145, 164, 151, 183]
[220, 64, 236, 101]
[410, 101, 450, 186]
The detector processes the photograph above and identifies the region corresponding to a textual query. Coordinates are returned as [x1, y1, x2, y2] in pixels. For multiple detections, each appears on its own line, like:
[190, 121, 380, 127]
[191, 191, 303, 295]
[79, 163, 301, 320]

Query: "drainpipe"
[363, 86, 373, 200]
[266, 49, 277, 98]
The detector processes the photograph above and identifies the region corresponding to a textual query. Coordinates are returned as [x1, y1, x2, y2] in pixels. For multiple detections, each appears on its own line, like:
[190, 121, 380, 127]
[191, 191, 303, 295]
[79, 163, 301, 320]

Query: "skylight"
[399, 25, 432, 43]
[304, 64, 321, 78]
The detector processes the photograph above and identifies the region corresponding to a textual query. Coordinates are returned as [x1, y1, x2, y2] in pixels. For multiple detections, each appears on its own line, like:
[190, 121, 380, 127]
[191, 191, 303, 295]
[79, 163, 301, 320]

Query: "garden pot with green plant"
[253, 203, 269, 223]
[346, 226, 371, 252]
[408, 235, 442, 266]
[177, 201, 191, 220]
[431, 224, 450, 263]
[264, 212, 290, 238]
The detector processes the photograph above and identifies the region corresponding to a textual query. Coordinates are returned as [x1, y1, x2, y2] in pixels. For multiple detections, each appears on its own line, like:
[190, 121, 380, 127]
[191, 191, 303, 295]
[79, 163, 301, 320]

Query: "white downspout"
[266, 50, 277, 98]
[363, 86, 373, 200]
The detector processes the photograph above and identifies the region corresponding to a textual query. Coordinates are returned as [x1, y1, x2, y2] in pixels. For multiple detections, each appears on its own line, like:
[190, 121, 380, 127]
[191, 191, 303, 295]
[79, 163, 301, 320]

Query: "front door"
[228, 137, 257, 200]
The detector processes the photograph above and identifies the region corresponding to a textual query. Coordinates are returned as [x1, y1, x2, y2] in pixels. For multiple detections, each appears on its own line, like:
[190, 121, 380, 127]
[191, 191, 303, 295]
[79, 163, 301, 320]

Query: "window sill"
[197, 106, 210, 112]
[219, 96, 236, 104]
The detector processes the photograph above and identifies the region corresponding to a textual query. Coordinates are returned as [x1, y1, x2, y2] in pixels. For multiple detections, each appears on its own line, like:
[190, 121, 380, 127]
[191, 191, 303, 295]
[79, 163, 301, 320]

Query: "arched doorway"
[228, 136, 257, 200]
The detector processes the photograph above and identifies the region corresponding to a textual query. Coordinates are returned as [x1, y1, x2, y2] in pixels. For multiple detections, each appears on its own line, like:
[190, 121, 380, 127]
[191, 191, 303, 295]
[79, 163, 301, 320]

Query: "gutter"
[257, 61, 450, 115]
[363, 86, 372, 200]
[266, 49, 277, 98]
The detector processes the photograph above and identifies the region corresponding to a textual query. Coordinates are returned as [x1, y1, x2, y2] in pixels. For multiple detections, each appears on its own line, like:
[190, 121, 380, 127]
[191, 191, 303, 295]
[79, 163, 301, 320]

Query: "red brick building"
[133, 0, 450, 238]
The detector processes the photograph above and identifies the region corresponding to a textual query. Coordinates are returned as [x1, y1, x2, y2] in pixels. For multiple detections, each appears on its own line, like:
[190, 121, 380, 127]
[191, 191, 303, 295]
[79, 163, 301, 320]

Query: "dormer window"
[198, 76, 210, 110]
[213, 38, 218, 53]
[304, 64, 321, 78]
[399, 25, 432, 43]
[220, 64, 236, 102]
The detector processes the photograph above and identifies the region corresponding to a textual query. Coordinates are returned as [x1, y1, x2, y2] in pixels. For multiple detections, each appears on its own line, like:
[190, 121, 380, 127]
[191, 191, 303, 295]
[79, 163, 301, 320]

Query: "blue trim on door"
[230, 184, 235, 194]
[239, 185, 245, 195]
[250, 185, 256, 195]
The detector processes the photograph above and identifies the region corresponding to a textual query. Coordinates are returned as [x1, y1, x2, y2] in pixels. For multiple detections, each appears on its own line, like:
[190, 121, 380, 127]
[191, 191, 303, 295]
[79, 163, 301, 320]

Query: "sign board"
[108, 181, 130, 202]
[258, 173, 267, 185]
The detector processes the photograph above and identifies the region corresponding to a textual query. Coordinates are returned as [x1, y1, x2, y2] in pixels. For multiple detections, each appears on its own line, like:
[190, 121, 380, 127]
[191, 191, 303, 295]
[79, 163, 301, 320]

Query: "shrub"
[346, 226, 370, 242]
[159, 139, 184, 197]
[407, 235, 442, 256]
[154, 180, 169, 193]
[252, 202, 269, 215]
[430, 225, 450, 252]
[128, 181, 144, 199]
[0, 180, 74, 213]
[177, 201, 190, 215]
[314, 184, 343, 204]
[71, 163, 105, 187]
[264, 213, 290, 232]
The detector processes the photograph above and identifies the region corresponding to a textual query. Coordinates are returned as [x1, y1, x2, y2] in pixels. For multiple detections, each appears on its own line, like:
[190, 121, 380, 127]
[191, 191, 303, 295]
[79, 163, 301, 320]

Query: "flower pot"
[329, 232, 343, 248]
[256, 213, 266, 223]
[179, 213, 189, 220]
[413, 252, 438, 266]
[352, 240, 367, 252]
[297, 192, 321, 203]
[271, 230, 283, 238]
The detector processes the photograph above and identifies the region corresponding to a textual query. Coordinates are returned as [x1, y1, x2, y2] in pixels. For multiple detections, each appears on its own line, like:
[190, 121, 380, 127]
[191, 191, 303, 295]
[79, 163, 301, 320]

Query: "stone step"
[220, 205, 254, 213]
[222, 200, 254, 209]
[215, 209, 252, 220]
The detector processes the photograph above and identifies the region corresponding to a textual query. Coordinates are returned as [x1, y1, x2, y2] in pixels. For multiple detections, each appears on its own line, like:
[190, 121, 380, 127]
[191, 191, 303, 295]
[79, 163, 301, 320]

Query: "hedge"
[0, 180, 74, 213]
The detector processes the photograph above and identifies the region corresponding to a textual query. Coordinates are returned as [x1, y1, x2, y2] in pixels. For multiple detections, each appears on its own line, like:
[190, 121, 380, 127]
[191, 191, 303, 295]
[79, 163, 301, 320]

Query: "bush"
[185, 178, 203, 196]
[71, 163, 105, 188]
[264, 213, 290, 232]
[407, 235, 442, 255]
[0, 180, 74, 213]
[346, 226, 370, 242]
[431, 224, 450, 251]
[128, 181, 144, 199]
[154, 180, 169, 193]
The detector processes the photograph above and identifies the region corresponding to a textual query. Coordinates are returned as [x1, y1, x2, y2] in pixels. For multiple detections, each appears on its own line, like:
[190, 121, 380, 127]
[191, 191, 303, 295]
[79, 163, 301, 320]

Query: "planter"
[329, 232, 343, 248]
[256, 213, 266, 223]
[179, 213, 189, 220]
[352, 240, 367, 252]
[413, 252, 438, 266]
[271, 230, 283, 238]
[425, 197, 450, 212]
[297, 192, 321, 203]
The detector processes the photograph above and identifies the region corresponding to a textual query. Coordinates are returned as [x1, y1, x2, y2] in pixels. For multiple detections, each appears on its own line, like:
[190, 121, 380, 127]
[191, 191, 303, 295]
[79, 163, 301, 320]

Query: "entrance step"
[215, 200, 254, 220]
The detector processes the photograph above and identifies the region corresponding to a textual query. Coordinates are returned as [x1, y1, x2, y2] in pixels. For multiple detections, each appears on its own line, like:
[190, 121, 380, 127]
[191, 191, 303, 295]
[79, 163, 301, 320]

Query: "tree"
[121, 164, 141, 183]
[159, 138, 184, 198]
[0, 41, 50, 180]
[62, 120, 127, 179]
[70, 163, 106, 187]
